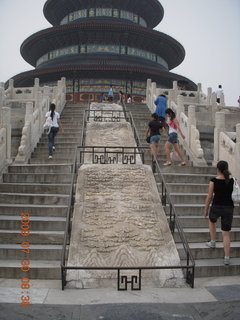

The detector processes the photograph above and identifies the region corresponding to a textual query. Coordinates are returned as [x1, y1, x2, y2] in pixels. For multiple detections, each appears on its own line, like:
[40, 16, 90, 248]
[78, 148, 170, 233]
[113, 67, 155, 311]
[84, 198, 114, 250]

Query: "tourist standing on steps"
[99, 92, 106, 102]
[126, 94, 132, 104]
[118, 91, 124, 104]
[108, 85, 114, 102]
[146, 113, 163, 161]
[163, 108, 186, 166]
[45, 103, 64, 159]
[204, 160, 234, 266]
[216, 85, 223, 104]
[154, 94, 167, 128]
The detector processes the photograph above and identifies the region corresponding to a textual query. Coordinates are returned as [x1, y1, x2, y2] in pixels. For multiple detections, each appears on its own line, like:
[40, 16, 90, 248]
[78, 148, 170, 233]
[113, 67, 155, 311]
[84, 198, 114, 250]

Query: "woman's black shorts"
[209, 205, 234, 231]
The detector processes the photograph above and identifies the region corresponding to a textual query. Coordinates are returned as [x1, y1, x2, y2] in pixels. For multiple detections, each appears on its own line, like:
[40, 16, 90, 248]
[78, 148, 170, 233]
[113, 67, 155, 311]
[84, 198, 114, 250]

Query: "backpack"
[232, 177, 240, 204]
[43, 116, 53, 134]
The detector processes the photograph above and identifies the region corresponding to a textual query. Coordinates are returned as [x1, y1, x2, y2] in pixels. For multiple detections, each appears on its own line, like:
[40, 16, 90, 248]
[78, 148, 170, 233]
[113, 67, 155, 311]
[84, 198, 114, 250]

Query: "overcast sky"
[0, 0, 239, 106]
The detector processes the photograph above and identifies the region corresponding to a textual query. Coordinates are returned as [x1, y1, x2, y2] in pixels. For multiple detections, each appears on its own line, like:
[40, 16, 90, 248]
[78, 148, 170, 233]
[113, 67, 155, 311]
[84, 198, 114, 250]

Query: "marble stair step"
[30, 158, 76, 164]
[0, 216, 66, 230]
[40, 137, 81, 143]
[0, 231, 64, 245]
[31, 153, 75, 159]
[155, 173, 213, 184]
[8, 164, 73, 174]
[0, 204, 68, 217]
[0, 244, 62, 266]
[168, 193, 207, 204]
[164, 183, 208, 193]
[194, 258, 240, 277]
[0, 193, 69, 205]
[177, 215, 240, 228]
[177, 242, 240, 258]
[3, 173, 73, 184]
[0, 259, 61, 279]
[174, 229, 240, 243]
[0, 183, 71, 194]
[37, 142, 79, 148]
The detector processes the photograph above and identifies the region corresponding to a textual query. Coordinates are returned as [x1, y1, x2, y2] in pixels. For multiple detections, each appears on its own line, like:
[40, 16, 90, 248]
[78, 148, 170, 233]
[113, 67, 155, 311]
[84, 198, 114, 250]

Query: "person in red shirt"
[163, 108, 186, 166]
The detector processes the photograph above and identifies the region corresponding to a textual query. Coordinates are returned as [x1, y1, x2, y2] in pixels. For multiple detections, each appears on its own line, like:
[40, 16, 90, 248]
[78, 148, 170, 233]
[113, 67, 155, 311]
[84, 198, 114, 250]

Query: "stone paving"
[0, 299, 239, 320]
[0, 278, 240, 319]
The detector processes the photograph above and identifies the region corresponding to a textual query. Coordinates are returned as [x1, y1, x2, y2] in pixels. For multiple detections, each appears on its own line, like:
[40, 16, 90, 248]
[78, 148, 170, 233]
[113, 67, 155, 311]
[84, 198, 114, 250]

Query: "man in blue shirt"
[154, 94, 167, 126]
[108, 85, 114, 102]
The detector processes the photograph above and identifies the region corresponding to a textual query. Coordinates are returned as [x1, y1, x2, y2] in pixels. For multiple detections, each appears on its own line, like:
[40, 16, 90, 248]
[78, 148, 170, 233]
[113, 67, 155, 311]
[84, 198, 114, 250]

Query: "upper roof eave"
[43, 0, 164, 28]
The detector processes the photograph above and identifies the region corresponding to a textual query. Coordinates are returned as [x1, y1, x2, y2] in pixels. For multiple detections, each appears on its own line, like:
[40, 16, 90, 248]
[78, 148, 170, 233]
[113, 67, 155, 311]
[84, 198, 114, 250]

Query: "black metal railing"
[122, 101, 142, 147]
[76, 146, 145, 166]
[62, 264, 194, 291]
[80, 106, 141, 149]
[86, 109, 128, 122]
[153, 158, 195, 287]
[60, 147, 77, 290]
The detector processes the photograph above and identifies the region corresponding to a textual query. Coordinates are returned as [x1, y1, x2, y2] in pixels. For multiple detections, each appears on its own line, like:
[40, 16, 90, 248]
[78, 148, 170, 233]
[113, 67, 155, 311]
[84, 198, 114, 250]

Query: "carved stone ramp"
[66, 103, 183, 288]
[67, 164, 183, 288]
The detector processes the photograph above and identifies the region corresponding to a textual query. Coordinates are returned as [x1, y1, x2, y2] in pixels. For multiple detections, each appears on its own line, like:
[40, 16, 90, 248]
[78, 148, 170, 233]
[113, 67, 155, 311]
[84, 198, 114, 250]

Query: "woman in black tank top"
[204, 160, 234, 265]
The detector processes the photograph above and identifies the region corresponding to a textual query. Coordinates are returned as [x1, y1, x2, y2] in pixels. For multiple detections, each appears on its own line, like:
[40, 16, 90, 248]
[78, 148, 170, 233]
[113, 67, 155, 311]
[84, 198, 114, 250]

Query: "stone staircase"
[0, 103, 88, 279]
[1, 101, 239, 282]
[126, 103, 240, 278]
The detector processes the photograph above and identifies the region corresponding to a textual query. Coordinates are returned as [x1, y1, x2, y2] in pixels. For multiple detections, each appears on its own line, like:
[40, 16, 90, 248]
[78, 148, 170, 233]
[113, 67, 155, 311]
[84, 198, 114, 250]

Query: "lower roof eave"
[7, 66, 197, 91]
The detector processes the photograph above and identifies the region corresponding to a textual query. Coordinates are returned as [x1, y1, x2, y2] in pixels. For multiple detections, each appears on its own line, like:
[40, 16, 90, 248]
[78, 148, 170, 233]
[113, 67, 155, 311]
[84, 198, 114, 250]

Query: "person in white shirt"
[45, 103, 64, 159]
[126, 94, 132, 103]
[216, 85, 223, 104]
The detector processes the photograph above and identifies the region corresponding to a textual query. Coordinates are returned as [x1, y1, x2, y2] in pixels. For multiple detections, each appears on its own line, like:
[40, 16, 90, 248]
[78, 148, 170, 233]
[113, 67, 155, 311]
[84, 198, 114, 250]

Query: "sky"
[0, 0, 239, 106]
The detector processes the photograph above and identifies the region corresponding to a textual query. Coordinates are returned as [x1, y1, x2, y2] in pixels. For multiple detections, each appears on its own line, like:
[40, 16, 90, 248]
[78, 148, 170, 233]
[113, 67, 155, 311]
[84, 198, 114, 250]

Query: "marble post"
[146, 79, 152, 107]
[33, 78, 40, 102]
[213, 112, 225, 165]
[207, 87, 212, 106]
[188, 105, 196, 147]
[235, 124, 240, 181]
[1, 107, 11, 160]
[176, 95, 184, 120]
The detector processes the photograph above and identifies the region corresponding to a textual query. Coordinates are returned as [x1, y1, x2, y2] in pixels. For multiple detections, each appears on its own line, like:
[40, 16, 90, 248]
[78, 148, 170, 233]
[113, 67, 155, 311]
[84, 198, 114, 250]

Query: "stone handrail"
[146, 78, 206, 165]
[214, 112, 240, 181]
[146, 79, 207, 109]
[146, 79, 230, 128]
[14, 78, 66, 163]
[0, 84, 12, 176]
[171, 97, 206, 166]
[0, 105, 11, 176]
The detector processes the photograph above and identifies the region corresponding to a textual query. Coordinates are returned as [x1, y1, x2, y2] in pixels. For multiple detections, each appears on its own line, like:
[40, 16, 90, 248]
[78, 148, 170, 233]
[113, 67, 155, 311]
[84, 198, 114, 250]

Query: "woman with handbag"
[204, 160, 234, 265]
[45, 103, 64, 159]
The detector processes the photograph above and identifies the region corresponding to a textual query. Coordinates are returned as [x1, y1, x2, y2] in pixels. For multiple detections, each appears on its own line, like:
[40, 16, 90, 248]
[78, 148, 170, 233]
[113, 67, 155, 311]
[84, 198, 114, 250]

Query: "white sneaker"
[48, 155, 53, 159]
[224, 257, 230, 265]
[206, 240, 216, 248]
[52, 146, 55, 151]
[163, 162, 171, 166]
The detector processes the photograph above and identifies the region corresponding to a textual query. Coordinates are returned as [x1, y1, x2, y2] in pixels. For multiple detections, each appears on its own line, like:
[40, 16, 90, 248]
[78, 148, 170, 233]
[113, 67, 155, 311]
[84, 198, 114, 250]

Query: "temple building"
[7, 0, 197, 102]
